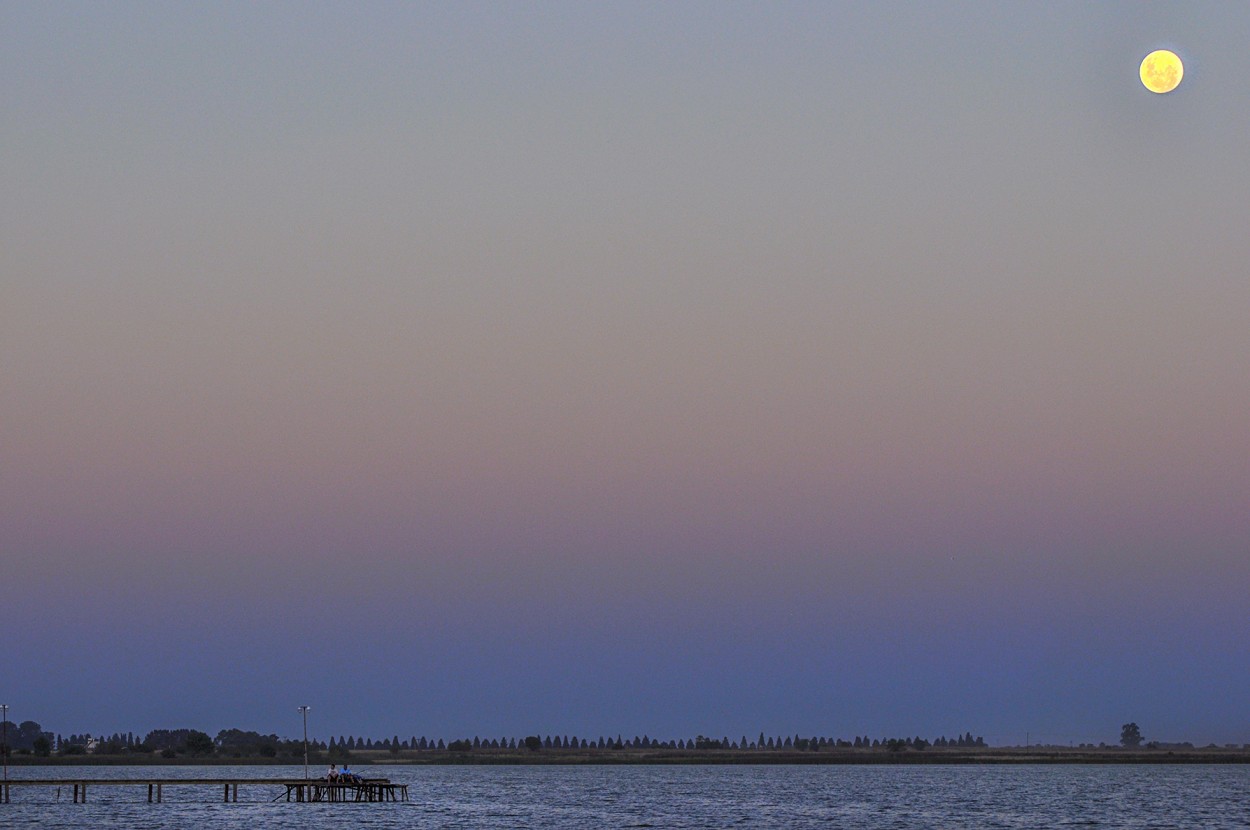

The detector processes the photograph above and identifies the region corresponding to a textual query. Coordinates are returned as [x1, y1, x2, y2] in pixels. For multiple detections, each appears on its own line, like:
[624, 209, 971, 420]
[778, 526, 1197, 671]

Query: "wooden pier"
[0, 778, 408, 804]
[284, 779, 407, 802]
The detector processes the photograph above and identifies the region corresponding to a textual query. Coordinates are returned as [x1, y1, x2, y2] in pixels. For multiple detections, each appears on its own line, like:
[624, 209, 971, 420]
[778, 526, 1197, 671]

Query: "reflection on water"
[2, 764, 1248, 828]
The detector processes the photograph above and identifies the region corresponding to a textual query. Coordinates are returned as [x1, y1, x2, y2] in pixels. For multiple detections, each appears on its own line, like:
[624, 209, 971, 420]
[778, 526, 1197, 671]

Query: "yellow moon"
[1140, 50, 1183, 93]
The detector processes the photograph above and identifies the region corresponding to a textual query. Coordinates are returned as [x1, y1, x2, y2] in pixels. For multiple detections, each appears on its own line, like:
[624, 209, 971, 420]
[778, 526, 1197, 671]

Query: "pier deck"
[0, 778, 408, 804]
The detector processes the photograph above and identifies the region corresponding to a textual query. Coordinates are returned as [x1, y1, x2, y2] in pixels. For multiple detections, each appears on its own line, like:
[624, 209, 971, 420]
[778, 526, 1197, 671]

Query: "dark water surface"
[2, 764, 1247, 828]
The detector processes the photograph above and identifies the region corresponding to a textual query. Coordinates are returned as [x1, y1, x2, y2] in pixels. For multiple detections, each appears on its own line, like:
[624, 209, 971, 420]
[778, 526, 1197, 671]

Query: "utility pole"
[2, 704, 8, 790]
[298, 706, 311, 780]
[2, 702, 9, 804]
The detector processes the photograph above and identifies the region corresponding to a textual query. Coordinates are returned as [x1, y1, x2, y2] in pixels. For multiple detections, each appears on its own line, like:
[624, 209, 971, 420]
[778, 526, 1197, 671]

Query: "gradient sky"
[3, 1, 1248, 747]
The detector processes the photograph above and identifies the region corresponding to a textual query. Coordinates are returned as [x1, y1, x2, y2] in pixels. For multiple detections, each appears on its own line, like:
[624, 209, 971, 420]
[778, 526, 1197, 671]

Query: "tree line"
[408, 732, 989, 753]
[0, 722, 317, 759]
[1, 720, 987, 759]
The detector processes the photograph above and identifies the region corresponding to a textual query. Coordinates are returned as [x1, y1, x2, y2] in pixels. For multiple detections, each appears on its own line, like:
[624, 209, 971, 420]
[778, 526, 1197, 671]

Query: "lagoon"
[2, 764, 1247, 828]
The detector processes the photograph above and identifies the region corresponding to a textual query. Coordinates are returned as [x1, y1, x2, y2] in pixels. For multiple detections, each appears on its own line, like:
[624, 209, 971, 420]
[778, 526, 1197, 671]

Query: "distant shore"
[8, 747, 1248, 766]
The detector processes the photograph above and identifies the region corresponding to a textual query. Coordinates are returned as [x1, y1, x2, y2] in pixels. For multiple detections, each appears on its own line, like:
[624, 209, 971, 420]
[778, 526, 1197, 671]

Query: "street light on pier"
[298, 705, 311, 780]
[2, 704, 8, 788]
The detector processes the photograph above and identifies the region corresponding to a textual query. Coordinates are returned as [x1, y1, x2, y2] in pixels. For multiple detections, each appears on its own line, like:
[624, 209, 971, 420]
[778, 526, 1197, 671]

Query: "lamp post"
[2, 704, 8, 788]
[298, 706, 310, 780]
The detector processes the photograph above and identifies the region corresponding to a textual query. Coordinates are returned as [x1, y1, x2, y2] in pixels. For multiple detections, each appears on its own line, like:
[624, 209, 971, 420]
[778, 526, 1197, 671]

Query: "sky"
[3, 1, 1247, 747]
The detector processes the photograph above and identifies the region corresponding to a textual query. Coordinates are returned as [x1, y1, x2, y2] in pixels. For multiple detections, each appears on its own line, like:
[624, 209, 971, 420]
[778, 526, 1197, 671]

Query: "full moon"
[1140, 49, 1183, 93]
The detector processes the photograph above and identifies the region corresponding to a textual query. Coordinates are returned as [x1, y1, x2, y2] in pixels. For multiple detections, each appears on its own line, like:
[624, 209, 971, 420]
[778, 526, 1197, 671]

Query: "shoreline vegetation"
[4, 722, 1246, 766]
[8, 748, 1250, 765]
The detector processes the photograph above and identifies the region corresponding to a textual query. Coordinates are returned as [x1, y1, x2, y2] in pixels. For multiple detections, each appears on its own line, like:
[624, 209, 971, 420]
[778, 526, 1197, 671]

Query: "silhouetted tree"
[1120, 723, 1143, 748]
[184, 731, 214, 756]
[3, 721, 51, 752]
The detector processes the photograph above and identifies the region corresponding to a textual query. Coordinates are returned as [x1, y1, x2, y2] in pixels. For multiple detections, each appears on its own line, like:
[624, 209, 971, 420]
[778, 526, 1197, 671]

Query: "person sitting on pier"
[327, 764, 339, 782]
[340, 764, 358, 783]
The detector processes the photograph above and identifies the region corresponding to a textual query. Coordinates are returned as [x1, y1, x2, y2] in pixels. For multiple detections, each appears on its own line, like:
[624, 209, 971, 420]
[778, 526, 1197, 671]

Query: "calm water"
[2, 764, 1247, 828]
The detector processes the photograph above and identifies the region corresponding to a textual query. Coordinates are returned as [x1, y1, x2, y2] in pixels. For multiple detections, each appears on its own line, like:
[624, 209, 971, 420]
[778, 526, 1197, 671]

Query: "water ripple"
[1, 764, 1247, 828]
